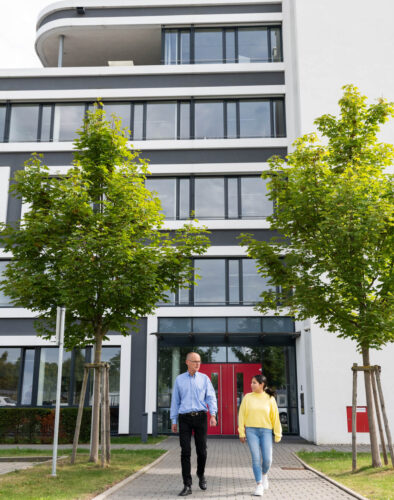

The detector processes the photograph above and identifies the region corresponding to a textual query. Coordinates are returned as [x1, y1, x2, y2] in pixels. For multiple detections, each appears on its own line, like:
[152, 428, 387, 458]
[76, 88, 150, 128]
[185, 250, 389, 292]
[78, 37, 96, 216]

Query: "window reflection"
[238, 27, 269, 63]
[195, 178, 225, 218]
[0, 348, 20, 405]
[21, 349, 35, 405]
[53, 104, 85, 142]
[194, 259, 226, 305]
[37, 348, 72, 405]
[103, 103, 131, 133]
[239, 100, 271, 138]
[195, 29, 223, 64]
[241, 177, 273, 218]
[146, 102, 177, 140]
[145, 178, 176, 219]
[195, 101, 224, 139]
[242, 259, 269, 304]
[9, 105, 39, 142]
[102, 347, 120, 407]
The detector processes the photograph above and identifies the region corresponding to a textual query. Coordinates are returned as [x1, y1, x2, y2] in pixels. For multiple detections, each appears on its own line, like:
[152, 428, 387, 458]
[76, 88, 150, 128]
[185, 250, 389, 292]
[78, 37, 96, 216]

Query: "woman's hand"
[239, 437, 246, 443]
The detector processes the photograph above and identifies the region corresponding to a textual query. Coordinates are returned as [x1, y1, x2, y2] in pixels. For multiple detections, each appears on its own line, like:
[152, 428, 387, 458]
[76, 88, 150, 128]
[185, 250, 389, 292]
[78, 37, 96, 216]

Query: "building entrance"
[199, 363, 261, 435]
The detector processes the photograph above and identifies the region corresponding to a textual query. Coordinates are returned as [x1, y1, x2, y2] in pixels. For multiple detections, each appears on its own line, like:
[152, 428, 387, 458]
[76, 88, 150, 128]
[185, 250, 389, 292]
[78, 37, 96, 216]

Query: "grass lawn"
[111, 435, 167, 445]
[297, 450, 394, 500]
[0, 448, 166, 500]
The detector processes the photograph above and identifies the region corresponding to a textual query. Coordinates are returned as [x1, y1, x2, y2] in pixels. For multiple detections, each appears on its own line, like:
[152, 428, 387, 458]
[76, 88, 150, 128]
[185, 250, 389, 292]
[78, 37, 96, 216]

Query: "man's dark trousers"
[179, 412, 207, 486]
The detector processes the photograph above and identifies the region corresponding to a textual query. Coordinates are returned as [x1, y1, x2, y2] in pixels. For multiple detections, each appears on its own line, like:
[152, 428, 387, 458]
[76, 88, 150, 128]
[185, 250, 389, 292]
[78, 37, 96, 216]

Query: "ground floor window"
[0, 346, 120, 408]
[156, 319, 298, 435]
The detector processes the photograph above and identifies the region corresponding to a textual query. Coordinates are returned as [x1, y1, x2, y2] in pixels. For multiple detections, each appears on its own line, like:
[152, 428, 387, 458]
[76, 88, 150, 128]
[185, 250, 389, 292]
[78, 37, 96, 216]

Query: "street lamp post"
[51, 306, 66, 477]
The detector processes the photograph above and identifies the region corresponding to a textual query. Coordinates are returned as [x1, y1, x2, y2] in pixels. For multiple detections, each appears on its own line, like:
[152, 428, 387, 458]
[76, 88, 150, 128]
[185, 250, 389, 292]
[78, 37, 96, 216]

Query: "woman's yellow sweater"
[238, 391, 282, 442]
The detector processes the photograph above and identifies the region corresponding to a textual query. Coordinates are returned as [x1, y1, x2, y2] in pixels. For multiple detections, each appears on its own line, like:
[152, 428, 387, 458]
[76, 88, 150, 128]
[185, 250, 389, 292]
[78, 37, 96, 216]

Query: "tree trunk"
[89, 332, 103, 463]
[361, 346, 382, 467]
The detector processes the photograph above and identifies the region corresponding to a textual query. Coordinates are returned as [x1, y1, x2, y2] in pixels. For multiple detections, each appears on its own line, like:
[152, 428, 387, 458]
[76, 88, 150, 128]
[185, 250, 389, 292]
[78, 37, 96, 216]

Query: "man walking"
[170, 352, 217, 496]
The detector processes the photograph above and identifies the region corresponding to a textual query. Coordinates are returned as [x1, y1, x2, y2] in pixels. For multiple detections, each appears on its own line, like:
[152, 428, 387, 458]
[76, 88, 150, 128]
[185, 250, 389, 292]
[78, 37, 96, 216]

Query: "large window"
[161, 258, 275, 306]
[2, 98, 285, 142]
[163, 26, 282, 64]
[0, 346, 120, 407]
[145, 175, 273, 220]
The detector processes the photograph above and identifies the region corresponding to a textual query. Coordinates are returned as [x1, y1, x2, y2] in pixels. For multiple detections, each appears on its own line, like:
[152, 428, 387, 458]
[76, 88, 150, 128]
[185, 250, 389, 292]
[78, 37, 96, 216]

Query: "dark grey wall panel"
[129, 318, 147, 435]
[0, 318, 37, 336]
[164, 229, 279, 246]
[0, 72, 284, 91]
[38, 4, 282, 28]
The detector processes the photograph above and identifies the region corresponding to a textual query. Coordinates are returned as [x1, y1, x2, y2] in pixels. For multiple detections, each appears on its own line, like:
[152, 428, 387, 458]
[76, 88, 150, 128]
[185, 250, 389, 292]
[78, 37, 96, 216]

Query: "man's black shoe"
[178, 485, 192, 496]
[198, 475, 207, 490]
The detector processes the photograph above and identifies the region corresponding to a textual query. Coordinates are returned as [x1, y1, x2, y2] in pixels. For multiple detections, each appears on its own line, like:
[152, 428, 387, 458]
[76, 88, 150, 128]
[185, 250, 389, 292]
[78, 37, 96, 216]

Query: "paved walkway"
[102, 437, 362, 500]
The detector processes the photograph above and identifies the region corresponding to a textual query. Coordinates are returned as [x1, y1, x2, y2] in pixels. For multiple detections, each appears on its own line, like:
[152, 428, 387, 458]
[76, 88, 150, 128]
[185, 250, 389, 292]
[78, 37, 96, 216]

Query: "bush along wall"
[0, 407, 92, 444]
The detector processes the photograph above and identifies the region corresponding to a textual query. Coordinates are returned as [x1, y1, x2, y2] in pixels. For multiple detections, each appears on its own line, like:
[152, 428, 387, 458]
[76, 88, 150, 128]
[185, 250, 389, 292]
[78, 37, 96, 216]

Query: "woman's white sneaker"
[262, 474, 269, 490]
[253, 483, 264, 496]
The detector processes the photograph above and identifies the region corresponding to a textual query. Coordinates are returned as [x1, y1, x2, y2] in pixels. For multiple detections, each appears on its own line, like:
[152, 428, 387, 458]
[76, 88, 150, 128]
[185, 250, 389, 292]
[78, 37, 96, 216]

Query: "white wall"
[293, 0, 394, 143]
[308, 320, 394, 444]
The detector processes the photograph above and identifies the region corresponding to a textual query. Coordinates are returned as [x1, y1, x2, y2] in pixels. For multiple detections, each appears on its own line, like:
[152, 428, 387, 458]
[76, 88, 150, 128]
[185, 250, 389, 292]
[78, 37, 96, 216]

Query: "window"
[145, 178, 177, 219]
[9, 105, 39, 142]
[194, 259, 226, 305]
[163, 26, 283, 64]
[238, 27, 269, 63]
[195, 29, 223, 64]
[194, 178, 225, 219]
[21, 349, 35, 405]
[145, 175, 273, 220]
[0, 348, 20, 405]
[0, 261, 13, 307]
[37, 348, 72, 405]
[53, 104, 85, 142]
[146, 102, 177, 140]
[101, 347, 120, 407]
[103, 103, 131, 132]
[163, 258, 273, 306]
[194, 101, 224, 139]
[2, 98, 285, 142]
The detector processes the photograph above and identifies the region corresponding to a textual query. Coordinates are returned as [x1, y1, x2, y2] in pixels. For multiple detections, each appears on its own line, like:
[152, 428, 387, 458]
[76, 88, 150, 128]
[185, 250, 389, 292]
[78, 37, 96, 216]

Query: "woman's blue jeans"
[245, 427, 273, 482]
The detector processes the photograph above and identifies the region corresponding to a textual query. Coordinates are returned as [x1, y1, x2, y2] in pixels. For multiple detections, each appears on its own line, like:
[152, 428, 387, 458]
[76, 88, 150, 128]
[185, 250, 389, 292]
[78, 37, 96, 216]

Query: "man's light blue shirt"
[170, 371, 218, 424]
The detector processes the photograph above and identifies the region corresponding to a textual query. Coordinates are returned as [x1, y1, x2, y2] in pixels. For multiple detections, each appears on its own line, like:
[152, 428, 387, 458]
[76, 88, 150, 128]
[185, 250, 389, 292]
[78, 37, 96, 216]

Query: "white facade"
[0, 0, 393, 443]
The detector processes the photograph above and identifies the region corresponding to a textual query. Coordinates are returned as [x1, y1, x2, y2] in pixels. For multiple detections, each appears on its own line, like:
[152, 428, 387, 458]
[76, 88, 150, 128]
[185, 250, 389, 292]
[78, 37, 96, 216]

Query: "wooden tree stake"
[375, 367, 394, 468]
[351, 363, 358, 472]
[371, 368, 388, 465]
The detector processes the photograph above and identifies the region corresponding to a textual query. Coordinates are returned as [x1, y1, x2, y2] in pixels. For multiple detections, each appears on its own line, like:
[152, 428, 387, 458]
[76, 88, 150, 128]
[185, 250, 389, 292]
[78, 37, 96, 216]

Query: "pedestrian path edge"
[293, 453, 369, 500]
[91, 450, 170, 500]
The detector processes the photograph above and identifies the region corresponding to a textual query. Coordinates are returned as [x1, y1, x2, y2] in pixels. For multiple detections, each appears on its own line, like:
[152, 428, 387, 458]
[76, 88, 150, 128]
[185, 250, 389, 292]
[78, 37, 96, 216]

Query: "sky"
[0, 0, 51, 69]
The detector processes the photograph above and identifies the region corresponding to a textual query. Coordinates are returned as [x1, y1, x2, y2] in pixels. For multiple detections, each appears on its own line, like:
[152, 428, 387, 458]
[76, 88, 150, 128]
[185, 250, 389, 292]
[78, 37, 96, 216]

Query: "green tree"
[243, 85, 394, 467]
[0, 105, 210, 463]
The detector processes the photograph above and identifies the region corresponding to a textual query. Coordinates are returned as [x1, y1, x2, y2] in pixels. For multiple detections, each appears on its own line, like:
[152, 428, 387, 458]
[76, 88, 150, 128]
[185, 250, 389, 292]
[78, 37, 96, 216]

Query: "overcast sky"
[0, 0, 50, 69]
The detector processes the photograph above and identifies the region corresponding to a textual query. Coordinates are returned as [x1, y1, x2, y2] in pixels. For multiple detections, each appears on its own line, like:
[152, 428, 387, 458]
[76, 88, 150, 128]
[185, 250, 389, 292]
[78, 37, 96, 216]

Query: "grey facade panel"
[38, 4, 282, 28]
[0, 72, 284, 92]
[0, 318, 37, 336]
[129, 319, 147, 435]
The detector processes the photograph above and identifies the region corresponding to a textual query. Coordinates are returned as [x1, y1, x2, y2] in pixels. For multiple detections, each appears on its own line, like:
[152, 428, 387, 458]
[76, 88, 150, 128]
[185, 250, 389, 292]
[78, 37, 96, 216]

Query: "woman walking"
[238, 374, 282, 497]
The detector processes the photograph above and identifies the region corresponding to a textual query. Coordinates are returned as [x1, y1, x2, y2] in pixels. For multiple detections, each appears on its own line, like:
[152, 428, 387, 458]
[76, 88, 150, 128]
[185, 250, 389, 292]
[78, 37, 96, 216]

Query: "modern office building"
[0, 0, 393, 444]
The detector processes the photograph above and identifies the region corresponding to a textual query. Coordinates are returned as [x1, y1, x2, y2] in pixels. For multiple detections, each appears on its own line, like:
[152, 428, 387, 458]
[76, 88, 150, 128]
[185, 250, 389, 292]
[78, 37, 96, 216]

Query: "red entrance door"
[199, 363, 261, 435]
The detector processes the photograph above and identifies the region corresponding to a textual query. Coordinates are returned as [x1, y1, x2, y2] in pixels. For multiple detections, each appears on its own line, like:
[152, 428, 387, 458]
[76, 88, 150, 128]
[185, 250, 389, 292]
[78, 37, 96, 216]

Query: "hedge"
[0, 407, 92, 444]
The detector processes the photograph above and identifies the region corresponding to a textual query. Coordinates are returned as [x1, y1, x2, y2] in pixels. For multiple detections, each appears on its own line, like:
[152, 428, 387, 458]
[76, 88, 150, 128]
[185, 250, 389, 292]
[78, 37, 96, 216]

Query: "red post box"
[346, 406, 369, 432]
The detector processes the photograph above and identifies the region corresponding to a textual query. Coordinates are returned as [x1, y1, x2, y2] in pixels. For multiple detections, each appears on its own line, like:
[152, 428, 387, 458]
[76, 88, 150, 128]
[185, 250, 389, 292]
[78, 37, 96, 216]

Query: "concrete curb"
[91, 449, 170, 500]
[293, 453, 369, 500]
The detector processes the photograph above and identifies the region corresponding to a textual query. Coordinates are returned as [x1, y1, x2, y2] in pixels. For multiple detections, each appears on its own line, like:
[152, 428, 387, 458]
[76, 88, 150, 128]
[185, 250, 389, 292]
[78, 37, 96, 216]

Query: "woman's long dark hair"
[252, 374, 276, 397]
